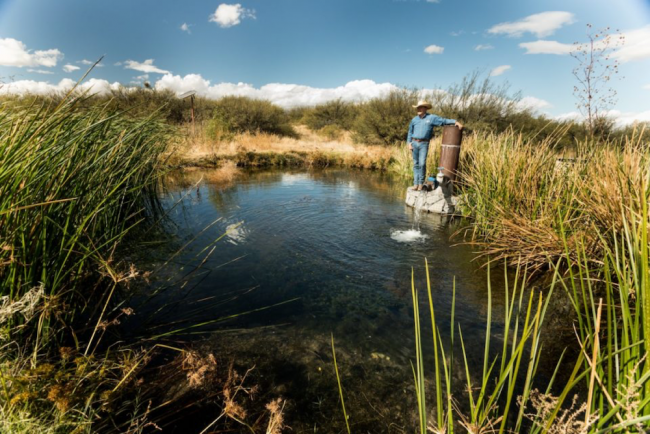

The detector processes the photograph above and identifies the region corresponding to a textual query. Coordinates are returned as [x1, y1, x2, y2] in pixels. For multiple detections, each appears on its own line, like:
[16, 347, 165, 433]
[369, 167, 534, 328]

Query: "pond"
[132, 168, 553, 433]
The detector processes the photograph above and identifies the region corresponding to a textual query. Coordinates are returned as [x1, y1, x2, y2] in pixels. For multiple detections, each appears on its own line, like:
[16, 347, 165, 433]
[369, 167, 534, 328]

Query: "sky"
[1, 0, 649, 125]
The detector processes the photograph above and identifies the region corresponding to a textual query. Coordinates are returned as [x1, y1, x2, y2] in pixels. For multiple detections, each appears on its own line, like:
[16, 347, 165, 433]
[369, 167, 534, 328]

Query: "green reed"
[0, 94, 172, 342]
[0, 93, 173, 432]
[459, 126, 650, 273]
[457, 124, 650, 431]
[410, 258, 557, 433]
[541, 184, 650, 432]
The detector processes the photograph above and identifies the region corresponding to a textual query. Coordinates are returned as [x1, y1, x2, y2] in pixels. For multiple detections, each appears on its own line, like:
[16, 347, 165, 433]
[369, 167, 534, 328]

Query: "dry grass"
[521, 390, 598, 434]
[265, 398, 286, 434]
[172, 123, 398, 171]
[458, 126, 650, 272]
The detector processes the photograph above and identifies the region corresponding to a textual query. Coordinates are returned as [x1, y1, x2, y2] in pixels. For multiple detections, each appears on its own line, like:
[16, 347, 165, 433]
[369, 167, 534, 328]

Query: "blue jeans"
[411, 141, 429, 186]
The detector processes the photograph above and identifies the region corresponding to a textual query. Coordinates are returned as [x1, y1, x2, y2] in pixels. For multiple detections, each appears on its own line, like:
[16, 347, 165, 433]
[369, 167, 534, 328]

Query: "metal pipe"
[439, 125, 463, 182]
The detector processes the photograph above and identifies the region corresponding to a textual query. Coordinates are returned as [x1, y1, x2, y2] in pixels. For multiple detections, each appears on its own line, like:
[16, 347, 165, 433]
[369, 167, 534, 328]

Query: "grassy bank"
[405, 206, 650, 433]
[413, 125, 650, 432]
[0, 94, 173, 432]
[170, 124, 397, 171]
[458, 127, 650, 272]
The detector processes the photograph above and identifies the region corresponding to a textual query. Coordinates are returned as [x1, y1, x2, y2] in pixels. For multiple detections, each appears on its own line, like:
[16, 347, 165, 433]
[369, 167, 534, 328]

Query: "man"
[406, 101, 463, 190]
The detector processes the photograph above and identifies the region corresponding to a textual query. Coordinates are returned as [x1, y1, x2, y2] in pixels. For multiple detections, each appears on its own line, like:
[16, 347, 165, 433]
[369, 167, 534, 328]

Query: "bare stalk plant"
[571, 24, 625, 138]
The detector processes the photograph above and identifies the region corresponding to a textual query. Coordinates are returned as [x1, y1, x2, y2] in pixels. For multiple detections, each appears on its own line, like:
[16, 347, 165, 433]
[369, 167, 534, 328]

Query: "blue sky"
[1, 0, 649, 123]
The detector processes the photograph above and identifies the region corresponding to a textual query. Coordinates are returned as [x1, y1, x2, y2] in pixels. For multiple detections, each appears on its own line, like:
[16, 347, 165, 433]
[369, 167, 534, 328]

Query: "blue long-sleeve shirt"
[406, 113, 456, 143]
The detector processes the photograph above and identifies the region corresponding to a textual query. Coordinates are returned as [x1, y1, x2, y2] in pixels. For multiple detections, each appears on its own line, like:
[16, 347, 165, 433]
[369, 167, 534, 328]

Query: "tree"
[571, 24, 625, 137]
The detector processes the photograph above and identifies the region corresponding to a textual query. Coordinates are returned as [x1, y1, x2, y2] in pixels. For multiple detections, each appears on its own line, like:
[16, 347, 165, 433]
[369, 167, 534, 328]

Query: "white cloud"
[63, 64, 80, 73]
[450, 30, 464, 36]
[154, 74, 403, 108]
[554, 109, 650, 127]
[644, 84, 650, 90]
[488, 11, 575, 38]
[124, 59, 170, 74]
[516, 96, 552, 112]
[519, 40, 574, 55]
[490, 65, 511, 76]
[0, 78, 122, 96]
[475, 44, 494, 51]
[519, 25, 650, 62]
[604, 109, 650, 127]
[612, 25, 650, 63]
[27, 68, 54, 75]
[209, 4, 256, 28]
[554, 111, 583, 122]
[131, 74, 149, 85]
[424, 44, 444, 54]
[426, 0, 440, 3]
[11, 73, 647, 128]
[180, 23, 191, 34]
[0, 38, 63, 68]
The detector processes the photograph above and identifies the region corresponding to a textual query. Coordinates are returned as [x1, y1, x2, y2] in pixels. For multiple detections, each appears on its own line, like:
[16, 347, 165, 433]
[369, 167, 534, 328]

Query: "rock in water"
[405, 185, 457, 214]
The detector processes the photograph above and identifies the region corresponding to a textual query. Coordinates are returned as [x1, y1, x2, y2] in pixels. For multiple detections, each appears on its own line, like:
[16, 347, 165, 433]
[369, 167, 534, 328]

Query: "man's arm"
[430, 115, 463, 130]
[406, 118, 414, 149]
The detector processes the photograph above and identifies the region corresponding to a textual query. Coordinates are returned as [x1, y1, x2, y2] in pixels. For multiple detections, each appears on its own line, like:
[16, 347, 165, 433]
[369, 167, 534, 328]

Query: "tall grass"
[408, 209, 650, 432]
[458, 126, 650, 273]
[428, 124, 650, 432]
[0, 93, 173, 431]
[1, 94, 171, 332]
[542, 186, 650, 432]
[410, 259, 556, 433]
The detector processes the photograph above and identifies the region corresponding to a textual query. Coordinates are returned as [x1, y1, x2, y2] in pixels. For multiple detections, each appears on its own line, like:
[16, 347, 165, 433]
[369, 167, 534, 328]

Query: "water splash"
[225, 222, 247, 245]
[390, 229, 429, 243]
[391, 190, 428, 243]
[412, 191, 426, 231]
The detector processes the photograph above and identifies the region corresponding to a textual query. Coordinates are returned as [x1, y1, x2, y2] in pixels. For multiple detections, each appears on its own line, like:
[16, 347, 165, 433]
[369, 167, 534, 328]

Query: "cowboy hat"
[413, 100, 432, 109]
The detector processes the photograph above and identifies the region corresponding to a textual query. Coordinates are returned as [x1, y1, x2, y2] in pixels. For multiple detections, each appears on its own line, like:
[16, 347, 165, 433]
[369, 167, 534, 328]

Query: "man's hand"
[408, 143, 413, 151]
[455, 121, 464, 130]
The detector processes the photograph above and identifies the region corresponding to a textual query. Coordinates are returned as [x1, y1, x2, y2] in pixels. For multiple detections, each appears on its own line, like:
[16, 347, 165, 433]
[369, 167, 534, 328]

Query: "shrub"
[210, 96, 297, 138]
[317, 124, 344, 140]
[107, 88, 189, 123]
[352, 88, 420, 145]
[303, 99, 358, 131]
[286, 106, 310, 123]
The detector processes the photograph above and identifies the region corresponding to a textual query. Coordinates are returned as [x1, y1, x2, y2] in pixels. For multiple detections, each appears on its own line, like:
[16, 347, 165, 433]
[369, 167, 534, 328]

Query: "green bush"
[210, 96, 297, 138]
[352, 88, 419, 145]
[106, 88, 188, 123]
[286, 106, 310, 123]
[303, 99, 358, 131]
[317, 124, 344, 140]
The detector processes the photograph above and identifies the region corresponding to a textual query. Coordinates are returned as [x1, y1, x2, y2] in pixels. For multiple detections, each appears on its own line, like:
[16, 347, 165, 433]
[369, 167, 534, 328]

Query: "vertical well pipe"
[439, 125, 463, 182]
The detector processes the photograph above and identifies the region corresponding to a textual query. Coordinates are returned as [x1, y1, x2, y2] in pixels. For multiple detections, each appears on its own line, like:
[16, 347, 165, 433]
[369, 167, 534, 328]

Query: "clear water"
[136, 168, 533, 432]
